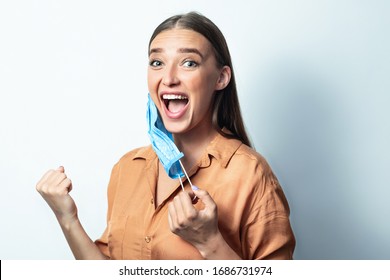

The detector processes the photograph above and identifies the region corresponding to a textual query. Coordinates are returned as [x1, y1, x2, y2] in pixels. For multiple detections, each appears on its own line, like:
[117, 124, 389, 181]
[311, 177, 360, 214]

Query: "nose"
[162, 64, 179, 87]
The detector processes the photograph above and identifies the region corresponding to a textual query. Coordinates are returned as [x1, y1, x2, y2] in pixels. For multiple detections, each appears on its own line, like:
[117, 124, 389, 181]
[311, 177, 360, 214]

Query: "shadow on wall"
[246, 61, 389, 259]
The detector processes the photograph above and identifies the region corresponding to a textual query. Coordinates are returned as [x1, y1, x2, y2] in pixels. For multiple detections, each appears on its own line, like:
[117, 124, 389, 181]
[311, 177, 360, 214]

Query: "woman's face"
[148, 28, 230, 135]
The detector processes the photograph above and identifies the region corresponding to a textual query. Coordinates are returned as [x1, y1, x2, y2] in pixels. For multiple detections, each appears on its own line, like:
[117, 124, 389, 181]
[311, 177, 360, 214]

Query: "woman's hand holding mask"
[168, 187, 221, 258]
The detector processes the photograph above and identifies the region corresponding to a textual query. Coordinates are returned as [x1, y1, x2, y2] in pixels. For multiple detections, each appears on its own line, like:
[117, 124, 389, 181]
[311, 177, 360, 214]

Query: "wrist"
[195, 231, 241, 260]
[195, 231, 223, 259]
[56, 213, 79, 231]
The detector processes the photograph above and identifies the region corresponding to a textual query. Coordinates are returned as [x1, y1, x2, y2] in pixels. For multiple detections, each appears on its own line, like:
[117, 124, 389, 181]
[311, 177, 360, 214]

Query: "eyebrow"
[149, 47, 205, 59]
[178, 48, 204, 59]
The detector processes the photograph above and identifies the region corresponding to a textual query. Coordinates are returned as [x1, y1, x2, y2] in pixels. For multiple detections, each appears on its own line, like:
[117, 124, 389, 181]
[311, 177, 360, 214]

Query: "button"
[145, 236, 151, 243]
[150, 198, 154, 204]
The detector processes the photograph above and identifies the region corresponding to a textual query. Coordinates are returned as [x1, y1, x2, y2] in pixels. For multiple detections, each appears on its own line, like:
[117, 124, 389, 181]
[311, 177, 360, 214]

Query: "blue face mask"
[146, 93, 185, 179]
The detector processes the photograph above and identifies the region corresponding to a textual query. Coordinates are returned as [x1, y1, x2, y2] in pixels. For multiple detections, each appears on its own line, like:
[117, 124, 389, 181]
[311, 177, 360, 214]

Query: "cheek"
[189, 74, 218, 103]
[183, 73, 212, 92]
[147, 71, 159, 92]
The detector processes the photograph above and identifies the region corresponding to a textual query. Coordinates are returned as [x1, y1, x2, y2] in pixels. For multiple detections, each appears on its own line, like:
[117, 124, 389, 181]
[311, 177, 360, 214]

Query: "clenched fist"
[36, 166, 78, 224]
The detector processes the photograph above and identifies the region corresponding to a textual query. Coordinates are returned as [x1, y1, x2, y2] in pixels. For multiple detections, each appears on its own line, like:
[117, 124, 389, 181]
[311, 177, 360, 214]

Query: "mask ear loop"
[178, 160, 197, 202]
[179, 160, 193, 188]
[178, 175, 185, 192]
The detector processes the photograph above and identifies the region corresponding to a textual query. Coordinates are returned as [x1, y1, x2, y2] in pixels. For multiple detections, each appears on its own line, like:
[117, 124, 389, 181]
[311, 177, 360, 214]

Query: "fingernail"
[191, 185, 199, 191]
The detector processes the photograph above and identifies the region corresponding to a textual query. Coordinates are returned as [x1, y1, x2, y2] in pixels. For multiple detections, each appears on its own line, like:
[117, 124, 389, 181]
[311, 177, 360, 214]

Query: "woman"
[36, 12, 295, 260]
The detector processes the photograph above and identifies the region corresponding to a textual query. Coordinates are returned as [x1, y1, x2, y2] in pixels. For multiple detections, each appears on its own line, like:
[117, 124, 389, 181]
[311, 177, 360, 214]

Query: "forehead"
[149, 28, 212, 54]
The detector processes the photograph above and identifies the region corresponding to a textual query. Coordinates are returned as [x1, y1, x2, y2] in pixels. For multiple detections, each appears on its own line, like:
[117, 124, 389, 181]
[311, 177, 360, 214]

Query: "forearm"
[58, 216, 108, 260]
[196, 231, 241, 260]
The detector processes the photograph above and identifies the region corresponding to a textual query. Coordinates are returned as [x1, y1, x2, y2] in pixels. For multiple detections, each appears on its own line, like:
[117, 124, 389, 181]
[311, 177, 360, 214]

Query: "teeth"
[162, 94, 188, 100]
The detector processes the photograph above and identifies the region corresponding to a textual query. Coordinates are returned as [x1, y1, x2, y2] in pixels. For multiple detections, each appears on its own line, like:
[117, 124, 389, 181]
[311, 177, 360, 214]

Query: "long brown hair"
[149, 12, 252, 147]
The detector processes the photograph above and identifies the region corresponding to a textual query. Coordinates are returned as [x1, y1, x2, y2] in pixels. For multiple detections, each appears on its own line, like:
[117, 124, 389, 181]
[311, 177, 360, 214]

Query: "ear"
[215, 66, 231, 91]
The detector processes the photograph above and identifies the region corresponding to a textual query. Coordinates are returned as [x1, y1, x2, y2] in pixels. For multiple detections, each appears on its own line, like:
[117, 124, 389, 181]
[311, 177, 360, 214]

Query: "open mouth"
[162, 93, 189, 114]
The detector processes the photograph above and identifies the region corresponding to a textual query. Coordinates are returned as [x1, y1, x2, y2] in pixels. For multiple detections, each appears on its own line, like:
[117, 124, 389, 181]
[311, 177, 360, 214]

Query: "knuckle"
[209, 204, 217, 213]
[46, 187, 56, 196]
[186, 211, 197, 221]
[39, 183, 50, 193]
[172, 227, 180, 234]
[202, 190, 210, 196]
[177, 218, 186, 228]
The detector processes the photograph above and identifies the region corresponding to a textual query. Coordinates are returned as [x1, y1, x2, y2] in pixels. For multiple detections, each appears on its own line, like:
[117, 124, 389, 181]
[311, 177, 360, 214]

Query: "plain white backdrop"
[1, 0, 389, 259]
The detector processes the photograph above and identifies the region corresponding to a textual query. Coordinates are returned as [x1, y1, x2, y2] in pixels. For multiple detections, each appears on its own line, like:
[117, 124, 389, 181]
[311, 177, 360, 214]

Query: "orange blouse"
[95, 133, 295, 259]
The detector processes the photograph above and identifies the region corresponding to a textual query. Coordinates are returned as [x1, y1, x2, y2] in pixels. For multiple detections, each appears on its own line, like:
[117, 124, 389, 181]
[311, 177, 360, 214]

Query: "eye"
[182, 60, 198, 68]
[149, 60, 163, 68]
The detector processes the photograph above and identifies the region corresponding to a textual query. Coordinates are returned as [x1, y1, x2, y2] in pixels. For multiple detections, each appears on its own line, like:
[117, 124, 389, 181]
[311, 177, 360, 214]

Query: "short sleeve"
[94, 162, 120, 258]
[241, 173, 295, 259]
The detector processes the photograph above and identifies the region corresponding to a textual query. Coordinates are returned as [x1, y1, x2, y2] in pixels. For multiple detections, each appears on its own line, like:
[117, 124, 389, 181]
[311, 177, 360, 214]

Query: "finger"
[36, 166, 66, 191]
[190, 185, 199, 204]
[193, 189, 217, 214]
[178, 191, 198, 221]
[48, 172, 67, 187]
[36, 169, 56, 190]
[57, 166, 65, 173]
[168, 208, 173, 230]
[168, 202, 179, 232]
[37, 172, 64, 193]
[179, 190, 193, 205]
[68, 180, 73, 192]
[185, 188, 197, 203]
[58, 178, 72, 195]
[172, 194, 186, 226]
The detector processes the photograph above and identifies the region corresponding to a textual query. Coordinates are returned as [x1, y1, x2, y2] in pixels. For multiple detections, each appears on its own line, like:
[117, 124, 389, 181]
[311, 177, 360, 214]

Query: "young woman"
[36, 12, 295, 260]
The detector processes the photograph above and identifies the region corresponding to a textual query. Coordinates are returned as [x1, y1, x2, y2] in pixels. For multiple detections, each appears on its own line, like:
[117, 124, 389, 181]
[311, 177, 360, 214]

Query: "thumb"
[57, 166, 65, 173]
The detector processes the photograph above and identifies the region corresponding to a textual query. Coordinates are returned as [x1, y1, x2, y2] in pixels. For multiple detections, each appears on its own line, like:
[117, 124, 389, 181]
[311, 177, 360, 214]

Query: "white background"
[1, 0, 389, 259]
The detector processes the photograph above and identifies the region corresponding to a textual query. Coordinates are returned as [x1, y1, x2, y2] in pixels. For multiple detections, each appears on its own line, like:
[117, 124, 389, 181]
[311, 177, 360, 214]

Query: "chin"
[164, 125, 185, 135]
[163, 121, 190, 135]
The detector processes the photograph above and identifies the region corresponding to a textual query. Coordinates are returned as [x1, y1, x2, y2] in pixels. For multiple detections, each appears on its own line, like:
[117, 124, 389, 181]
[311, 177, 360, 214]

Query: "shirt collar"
[131, 131, 243, 169]
[199, 132, 242, 168]
[132, 145, 156, 160]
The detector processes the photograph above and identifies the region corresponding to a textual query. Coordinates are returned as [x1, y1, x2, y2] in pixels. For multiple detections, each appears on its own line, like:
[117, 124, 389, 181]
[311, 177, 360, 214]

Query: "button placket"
[144, 236, 152, 243]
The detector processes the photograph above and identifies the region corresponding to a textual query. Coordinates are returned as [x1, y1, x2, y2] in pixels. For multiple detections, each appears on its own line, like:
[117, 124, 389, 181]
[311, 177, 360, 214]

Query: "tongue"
[168, 99, 187, 113]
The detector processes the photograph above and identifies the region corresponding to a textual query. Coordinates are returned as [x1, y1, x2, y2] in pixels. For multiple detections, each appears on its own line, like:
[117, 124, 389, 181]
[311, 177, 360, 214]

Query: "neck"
[173, 122, 218, 172]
